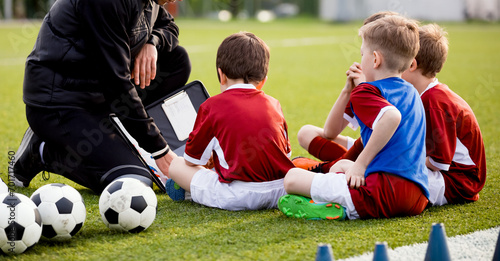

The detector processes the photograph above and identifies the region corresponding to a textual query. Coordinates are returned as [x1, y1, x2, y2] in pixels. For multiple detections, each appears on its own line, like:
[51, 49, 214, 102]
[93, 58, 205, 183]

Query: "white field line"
[0, 36, 347, 66]
[338, 226, 500, 261]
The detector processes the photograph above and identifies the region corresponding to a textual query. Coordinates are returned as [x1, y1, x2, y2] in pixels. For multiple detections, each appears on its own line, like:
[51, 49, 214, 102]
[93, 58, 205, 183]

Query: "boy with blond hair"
[402, 24, 486, 206]
[166, 32, 294, 211]
[278, 16, 429, 220]
[292, 11, 400, 173]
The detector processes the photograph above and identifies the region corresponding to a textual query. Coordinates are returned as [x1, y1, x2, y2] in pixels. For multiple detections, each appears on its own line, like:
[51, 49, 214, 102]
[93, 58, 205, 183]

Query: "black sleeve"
[148, 5, 179, 52]
[78, 0, 168, 154]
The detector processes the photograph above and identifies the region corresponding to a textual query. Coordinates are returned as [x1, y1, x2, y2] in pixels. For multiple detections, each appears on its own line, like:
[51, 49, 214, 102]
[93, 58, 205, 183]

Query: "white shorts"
[190, 168, 286, 211]
[427, 169, 448, 206]
[310, 172, 360, 219]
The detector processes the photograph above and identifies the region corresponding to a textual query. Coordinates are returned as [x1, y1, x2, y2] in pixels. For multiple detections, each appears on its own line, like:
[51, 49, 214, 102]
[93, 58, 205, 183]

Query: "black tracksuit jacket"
[23, 0, 179, 154]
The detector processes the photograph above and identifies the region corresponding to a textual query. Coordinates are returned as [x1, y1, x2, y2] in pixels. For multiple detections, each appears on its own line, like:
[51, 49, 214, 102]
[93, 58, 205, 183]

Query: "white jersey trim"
[344, 113, 359, 130]
[372, 105, 399, 129]
[453, 137, 476, 166]
[420, 78, 439, 97]
[225, 83, 256, 91]
[184, 137, 230, 169]
[429, 157, 450, 171]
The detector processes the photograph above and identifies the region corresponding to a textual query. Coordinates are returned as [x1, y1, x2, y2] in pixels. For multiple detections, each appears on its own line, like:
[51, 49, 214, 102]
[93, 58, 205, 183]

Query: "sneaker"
[278, 194, 346, 220]
[166, 179, 185, 201]
[11, 127, 44, 187]
[291, 157, 324, 173]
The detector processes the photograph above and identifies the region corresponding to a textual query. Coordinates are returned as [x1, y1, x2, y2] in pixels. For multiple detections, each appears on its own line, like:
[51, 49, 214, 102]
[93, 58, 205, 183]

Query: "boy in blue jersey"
[278, 16, 429, 220]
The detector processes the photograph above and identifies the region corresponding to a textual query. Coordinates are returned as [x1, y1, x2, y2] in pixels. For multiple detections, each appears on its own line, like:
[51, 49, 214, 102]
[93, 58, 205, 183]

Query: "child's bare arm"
[323, 63, 364, 139]
[345, 109, 401, 188]
[323, 87, 350, 139]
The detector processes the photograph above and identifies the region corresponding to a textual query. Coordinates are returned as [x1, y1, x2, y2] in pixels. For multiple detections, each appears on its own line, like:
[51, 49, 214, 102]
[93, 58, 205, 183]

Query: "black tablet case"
[111, 80, 210, 192]
[145, 80, 210, 156]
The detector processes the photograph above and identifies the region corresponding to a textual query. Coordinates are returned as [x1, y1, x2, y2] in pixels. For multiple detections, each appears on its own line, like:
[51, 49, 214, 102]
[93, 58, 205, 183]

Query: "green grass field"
[0, 18, 499, 260]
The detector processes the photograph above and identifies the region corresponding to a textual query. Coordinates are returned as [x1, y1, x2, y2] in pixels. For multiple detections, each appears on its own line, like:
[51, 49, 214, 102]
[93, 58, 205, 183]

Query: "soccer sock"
[308, 136, 348, 161]
[39, 141, 46, 165]
[343, 138, 363, 161]
[322, 138, 364, 172]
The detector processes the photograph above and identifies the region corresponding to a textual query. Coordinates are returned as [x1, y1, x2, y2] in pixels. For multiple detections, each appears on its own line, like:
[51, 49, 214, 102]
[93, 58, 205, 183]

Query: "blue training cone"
[373, 241, 390, 261]
[315, 243, 334, 261]
[493, 228, 500, 261]
[424, 223, 451, 261]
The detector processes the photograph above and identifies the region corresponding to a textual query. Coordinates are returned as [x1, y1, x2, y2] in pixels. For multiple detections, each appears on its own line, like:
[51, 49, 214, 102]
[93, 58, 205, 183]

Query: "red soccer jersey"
[184, 84, 294, 183]
[344, 83, 396, 129]
[421, 82, 486, 203]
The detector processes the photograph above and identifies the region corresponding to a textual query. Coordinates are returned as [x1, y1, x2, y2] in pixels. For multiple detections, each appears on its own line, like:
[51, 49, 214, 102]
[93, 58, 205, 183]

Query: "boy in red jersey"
[402, 24, 486, 205]
[166, 32, 294, 210]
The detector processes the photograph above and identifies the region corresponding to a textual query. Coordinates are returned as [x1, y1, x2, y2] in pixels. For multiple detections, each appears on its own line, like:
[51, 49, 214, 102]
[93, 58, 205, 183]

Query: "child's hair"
[216, 31, 270, 83]
[415, 24, 449, 78]
[363, 11, 400, 25]
[359, 16, 420, 73]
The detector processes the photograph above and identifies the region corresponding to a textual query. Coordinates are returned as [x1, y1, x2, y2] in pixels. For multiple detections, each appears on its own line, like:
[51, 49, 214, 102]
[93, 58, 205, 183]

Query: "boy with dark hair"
[279, 16, 429, 220]
[166, 32, 294, 211]
[402, 24, 486, 205]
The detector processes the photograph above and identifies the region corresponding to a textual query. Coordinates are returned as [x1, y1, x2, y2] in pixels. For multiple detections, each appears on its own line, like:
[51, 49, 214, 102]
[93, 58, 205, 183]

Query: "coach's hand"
[155, 150, 176, 178]
[132, 43, 157, 89]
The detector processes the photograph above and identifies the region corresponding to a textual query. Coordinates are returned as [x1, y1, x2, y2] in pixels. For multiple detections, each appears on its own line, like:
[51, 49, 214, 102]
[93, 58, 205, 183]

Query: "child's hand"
[345, 62, 365, 90]
[204, 156, 214, 169]
[344, 161, 366, 189]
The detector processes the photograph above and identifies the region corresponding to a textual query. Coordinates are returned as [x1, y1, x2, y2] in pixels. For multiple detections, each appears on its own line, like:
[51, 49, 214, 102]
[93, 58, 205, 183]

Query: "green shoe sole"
[278, 194, 346, 221]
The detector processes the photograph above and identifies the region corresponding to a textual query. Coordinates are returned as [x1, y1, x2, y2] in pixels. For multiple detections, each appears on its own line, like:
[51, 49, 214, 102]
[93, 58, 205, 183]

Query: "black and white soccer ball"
[0, 192, 42, 254]
[30, 183, 86, 241]
[99, 178, 157, 233]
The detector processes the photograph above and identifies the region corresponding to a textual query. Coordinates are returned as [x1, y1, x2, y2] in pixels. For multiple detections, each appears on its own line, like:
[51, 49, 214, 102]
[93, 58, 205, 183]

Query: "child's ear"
[217, 68, 227, 85]
[256, 76, 268, 90]
[409, 59, 418, 72]
[373, 51, 382, 69]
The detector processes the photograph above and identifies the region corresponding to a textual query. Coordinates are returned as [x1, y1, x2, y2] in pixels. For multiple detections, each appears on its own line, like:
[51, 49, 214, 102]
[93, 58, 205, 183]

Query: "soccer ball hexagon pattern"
[99, 178, 157, 233]
[30, 183, 86, 241]
[0, 192, 42, 254]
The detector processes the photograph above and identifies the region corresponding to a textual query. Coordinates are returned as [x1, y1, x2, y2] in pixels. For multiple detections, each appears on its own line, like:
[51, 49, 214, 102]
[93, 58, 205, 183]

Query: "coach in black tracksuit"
[15, 0, 190, 193]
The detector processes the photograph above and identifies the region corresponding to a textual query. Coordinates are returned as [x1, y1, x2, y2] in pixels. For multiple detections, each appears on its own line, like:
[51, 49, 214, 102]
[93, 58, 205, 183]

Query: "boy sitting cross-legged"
[166, 32, 295, 211]
[291, 11, 401, 174]
[278, 16, 429, 220]
[401, 24, 486, 206]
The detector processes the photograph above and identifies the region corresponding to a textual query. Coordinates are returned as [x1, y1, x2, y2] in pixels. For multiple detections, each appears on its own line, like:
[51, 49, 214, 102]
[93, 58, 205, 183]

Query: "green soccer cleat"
[278, 194, 346, 221]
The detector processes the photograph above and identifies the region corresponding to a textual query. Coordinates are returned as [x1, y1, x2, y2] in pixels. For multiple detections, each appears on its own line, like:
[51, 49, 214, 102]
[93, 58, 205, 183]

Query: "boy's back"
[401, 23, 487, 205]
[167, 32, 294, 211]
[185, 85, 293, 183]
[421, 82, 486, 203]
[346, 77, 428, 197]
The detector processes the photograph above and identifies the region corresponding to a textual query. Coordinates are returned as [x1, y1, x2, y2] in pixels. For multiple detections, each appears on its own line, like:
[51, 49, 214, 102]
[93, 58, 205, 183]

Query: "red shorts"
[349, 172, 429, 219]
